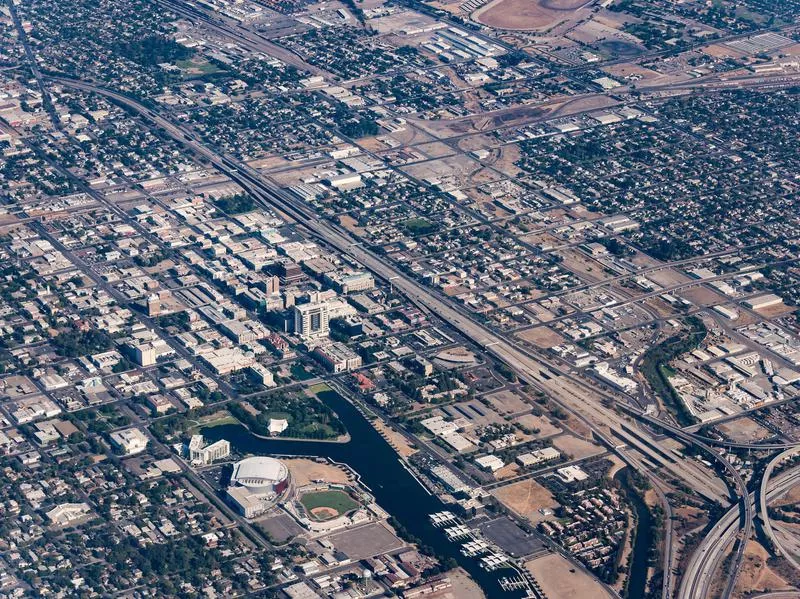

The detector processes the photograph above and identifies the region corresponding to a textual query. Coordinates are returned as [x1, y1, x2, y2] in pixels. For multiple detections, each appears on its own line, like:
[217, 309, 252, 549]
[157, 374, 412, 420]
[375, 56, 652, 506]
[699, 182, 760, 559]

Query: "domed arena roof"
[230, 456, 288, 491]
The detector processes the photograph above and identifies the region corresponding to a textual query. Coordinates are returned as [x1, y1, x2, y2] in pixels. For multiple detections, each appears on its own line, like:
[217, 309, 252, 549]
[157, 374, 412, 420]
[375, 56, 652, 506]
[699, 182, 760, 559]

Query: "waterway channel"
[203, 389, 526, 597]
[616, 468, 654, 599]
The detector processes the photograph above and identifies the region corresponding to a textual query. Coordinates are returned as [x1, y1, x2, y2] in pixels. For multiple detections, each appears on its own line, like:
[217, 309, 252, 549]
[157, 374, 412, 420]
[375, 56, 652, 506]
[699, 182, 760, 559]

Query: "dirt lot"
[515, 413, 562, 438]
[329, 522, 405, 560]
[285, 458, 351, 487]
[372, 418, 419, 458]
[526, 553, 614, 599]
[645, 267, 692, 288]
[475, 0, 593, 31]
[436, 568, 485, 599]
[553, 433, 604, 460]
[486, 390, 530, 415]
[416, 141, 457, 159]
[338, 214, 366, 236]
[717, 417, 773, 443]
[494, 462, 521, 480]
[774, 484, 800, 509]
[733, 540, 795, 596]
[521, 230, 563, 251]
[678, 285, 728, 308]
[492, 478, 560, 522]
[516, 325, 567, 349]
[557, 248, 610, 283]
[402, 154, 503, 187]
[486, 144, 522, 177]
[753, 303, 796, 319]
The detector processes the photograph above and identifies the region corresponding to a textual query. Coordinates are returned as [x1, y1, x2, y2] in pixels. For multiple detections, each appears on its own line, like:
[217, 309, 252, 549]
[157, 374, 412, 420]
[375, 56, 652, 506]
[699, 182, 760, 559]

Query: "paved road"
[678, 465, 800, 599]
[760, 446, 800, 575]
[628, 410, 752, 599]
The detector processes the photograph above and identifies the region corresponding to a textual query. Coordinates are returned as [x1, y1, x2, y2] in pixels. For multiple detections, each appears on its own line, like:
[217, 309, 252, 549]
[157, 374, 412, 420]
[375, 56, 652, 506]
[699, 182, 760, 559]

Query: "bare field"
[642, 297, 679, 319]
[557, 247, 610, 283]
[485, 144, 522, 177]
[285, 458, 351, 487]
[372, 418, 419, 458]
[402, 154, 501, 187]
[494, 462, 520, 480]
[753, 303, 796, 319]
[475, 0, 595, 31]
[416, 141, 457, 159]
[516, 325, 567, 349]
[486, 390, 530, 415]
[553, 433, 604, 459]
[733, 540, 796, 596]
[526, 553, 613, 599]
[440, 568, 486, 599]
[516, 413, 562, 438]
[492, 478, 559, 521]
[677, 286, 727, 307]
[603, 62, 664, 83]
[717, 417, 773, 443]
[338, 214, 366, 236]
[520, 230, 563, 251]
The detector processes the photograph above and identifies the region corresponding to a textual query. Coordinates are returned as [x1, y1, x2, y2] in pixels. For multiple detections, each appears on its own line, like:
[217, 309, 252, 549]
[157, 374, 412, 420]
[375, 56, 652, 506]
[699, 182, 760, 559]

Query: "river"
[616, 468, 654, 599]
[203, 389, 526, 597]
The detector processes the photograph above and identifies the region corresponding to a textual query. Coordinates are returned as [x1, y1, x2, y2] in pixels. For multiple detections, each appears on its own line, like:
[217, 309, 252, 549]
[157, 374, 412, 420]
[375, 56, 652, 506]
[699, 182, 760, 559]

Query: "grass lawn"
[309, 382, 332, 395]
[300, 490, 358, 519]
[175, 59, 224, 77]
[263, 411, 292, 422]
[192, 411, 240, 434]
[403, 217, 437, 236]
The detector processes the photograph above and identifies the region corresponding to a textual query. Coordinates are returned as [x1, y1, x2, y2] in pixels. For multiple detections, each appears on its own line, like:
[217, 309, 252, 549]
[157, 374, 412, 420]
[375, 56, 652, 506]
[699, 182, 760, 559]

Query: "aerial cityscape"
[0, 0, 797, 597]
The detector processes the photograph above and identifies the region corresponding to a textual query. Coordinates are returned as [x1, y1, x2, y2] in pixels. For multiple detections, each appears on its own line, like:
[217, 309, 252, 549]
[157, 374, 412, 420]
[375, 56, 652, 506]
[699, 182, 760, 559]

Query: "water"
[617, 468, 654, 599]
[203, 389, 525, 597]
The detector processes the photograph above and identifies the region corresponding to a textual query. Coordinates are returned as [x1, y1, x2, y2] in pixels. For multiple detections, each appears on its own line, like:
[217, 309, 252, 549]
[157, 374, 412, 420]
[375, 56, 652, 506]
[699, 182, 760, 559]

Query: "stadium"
[230, 456, 289, 495]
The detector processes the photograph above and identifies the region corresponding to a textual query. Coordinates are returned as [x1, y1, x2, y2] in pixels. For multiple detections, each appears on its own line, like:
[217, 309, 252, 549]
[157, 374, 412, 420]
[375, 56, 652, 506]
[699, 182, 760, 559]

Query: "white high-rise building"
[188, 435, 231, 465]
[293, 294, 330, 341]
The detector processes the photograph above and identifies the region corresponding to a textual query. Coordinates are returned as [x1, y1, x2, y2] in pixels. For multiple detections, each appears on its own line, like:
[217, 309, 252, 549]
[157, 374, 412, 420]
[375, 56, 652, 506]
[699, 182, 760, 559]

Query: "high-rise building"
[146, 293, 161, 317]
[265, 275, 280, 296]
[294, 295, 329, 341]
[189, 435, 231, 465]
[133, 342, 157, 367]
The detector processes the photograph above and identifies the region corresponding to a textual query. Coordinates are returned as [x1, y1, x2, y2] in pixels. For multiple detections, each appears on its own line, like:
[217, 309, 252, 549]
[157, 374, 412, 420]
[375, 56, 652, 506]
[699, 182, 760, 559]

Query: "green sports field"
[300, 490, 359, 520]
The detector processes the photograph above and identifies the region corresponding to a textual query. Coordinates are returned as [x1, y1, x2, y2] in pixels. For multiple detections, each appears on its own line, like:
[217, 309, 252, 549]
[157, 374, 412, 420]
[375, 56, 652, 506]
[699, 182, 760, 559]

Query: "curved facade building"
[230, 456, 289, 495]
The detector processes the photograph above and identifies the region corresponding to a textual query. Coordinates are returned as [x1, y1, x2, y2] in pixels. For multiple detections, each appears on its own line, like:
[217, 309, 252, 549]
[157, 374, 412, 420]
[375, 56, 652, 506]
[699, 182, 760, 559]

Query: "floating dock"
[429, 511, 458, 527]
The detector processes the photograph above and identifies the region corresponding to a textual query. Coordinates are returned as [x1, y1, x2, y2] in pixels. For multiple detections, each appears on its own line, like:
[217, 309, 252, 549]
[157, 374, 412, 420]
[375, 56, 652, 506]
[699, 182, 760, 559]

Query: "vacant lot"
[486, 390, 529, 415]
[517, 325, 567, 349]
[516, 413, 562, 438]
[492, 478, 559, 522]
[475, 0, 593, 31]
[286, 458, 351, 487]
[717, 417, 773, 443]
[553, 434, 604, 460]
[329, 522, 405, 560]
[733, 540, 795, 596]
[526, 553, 613, 599]
[258, 513, 304, 544]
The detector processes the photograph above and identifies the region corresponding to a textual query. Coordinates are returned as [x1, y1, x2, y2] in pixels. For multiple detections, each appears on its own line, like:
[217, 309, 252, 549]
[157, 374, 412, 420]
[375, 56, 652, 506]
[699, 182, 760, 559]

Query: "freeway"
[627, 410, 752, 599]
[760, 446, 800, 575]
[623, 404, 800, 451]
[678, 465, 800, 599]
